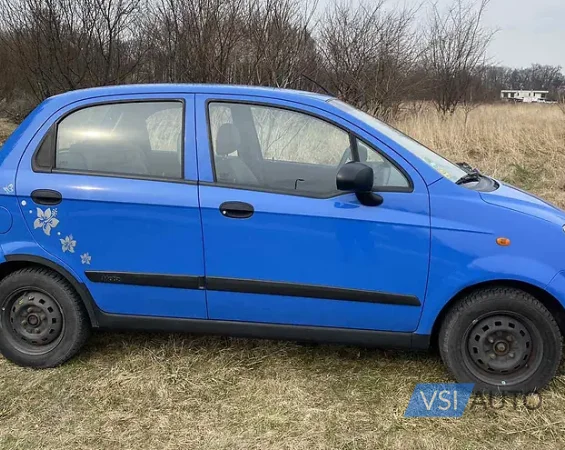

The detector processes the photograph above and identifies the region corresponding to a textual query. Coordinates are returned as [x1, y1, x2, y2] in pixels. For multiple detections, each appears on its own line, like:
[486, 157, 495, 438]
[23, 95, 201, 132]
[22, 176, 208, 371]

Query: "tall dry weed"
[396, 103, 565, 206]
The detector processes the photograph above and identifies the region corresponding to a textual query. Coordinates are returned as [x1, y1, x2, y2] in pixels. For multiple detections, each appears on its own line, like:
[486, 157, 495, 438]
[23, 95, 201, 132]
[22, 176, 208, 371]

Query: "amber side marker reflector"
[496, 237, 511, 246]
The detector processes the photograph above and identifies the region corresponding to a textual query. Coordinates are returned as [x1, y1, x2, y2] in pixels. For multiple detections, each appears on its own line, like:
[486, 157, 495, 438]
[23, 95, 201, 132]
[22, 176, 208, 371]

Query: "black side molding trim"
[85, 271, 204, 289]
[206, 277, 421, 306]
[95, 311, 430, 350]
[84, 272, 420, 306]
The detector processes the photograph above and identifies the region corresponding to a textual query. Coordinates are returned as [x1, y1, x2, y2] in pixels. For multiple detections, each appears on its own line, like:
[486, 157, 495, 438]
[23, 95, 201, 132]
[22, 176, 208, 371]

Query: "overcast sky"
[316, 0, 565, 70]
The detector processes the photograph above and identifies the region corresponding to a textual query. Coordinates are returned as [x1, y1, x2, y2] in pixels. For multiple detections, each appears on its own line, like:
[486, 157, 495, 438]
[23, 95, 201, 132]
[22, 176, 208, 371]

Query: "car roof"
[47, 84, 334, 106]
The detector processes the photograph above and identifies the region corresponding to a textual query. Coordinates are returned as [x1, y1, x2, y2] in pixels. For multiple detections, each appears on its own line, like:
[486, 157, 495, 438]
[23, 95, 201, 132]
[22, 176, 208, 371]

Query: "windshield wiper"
[456, 162, 475, 172]
[456, 170, 481, 185]
[455, 161, 482, 185]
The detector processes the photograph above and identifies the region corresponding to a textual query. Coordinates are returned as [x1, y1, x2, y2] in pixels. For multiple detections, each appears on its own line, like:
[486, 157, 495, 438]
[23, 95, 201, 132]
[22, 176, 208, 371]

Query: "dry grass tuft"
[2, 104, 565, 449]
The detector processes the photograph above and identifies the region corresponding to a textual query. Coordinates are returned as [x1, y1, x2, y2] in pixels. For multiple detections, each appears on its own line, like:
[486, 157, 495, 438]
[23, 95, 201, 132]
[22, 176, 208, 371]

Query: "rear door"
[15, 94, 207, 319]
[196, 94, 430, 332]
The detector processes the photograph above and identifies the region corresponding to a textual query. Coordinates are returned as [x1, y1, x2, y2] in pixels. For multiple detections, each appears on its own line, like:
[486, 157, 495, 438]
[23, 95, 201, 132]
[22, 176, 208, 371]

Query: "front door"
[196, 96, 430, 332]
[16, 94, 207, 319]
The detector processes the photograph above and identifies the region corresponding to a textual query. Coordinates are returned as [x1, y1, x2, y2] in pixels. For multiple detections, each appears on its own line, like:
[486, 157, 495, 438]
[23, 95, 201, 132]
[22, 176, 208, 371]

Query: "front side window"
[357, 140, 410, 189]
[330, 99, 467, 183]
[55, 101, 183, 179]
[208, 102, 409, 196]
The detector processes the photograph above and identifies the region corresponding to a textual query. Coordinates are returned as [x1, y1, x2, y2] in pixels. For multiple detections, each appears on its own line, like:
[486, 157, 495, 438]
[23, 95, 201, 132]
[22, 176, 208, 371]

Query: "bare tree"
[318, 1, 421, 120]
[423, 0, 494, 115]
[235, 0, 319, 88]
[146, 0, 247, 84]
[0, 0, 148, 102]
[146, 0, 319, 87]
[0, 0, 562, 122]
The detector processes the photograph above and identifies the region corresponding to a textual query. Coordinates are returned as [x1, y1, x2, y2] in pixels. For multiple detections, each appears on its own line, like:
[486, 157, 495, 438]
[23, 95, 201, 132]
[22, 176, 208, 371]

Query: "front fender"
[546, 271, 565, 307]
[416, 254, 558, 335]
[418, 177, 565, 336]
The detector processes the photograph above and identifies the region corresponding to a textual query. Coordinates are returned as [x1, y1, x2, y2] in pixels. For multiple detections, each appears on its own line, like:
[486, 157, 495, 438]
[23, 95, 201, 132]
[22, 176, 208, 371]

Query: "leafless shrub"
[235, 0, 319, 88]
[0, 0, 148, 101]
[423, 0, 494, 115]
[146, 0, 245, 83]
[318, 1, 421, 120]
[145, 0, 318, 88]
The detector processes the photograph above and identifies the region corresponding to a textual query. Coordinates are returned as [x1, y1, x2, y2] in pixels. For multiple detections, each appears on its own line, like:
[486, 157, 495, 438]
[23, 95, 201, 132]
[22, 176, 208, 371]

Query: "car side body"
[1, 84, 564, 391]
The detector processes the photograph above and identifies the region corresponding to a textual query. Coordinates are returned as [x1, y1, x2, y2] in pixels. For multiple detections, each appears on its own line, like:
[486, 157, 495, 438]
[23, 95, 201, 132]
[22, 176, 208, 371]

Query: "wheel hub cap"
[494, 341, 508, 354]
[8, 292, 63, 346]
[467, 315, 532, 375]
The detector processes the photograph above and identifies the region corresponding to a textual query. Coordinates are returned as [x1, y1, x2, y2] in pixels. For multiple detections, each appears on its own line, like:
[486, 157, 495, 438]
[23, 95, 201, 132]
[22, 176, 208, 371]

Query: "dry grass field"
[0, 119, 15, 145]
[398, 103, 565, 207]
[1, 104, 565, 450]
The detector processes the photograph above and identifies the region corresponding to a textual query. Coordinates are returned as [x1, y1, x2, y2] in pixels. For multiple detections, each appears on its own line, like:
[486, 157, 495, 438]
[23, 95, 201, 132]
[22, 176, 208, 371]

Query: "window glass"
[208, 102, 350, 195]
[208, 102, 410, 195]
[330, 99, 467, 183]
[357, 140, 410, 189]
[250, 105, 349, 165]
[56, 102, 183, 178]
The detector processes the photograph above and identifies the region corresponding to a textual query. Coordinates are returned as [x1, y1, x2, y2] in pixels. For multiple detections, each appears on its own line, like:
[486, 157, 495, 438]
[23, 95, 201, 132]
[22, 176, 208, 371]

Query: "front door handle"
[31, 189, 62, 206]
[219, 201, 254, 219]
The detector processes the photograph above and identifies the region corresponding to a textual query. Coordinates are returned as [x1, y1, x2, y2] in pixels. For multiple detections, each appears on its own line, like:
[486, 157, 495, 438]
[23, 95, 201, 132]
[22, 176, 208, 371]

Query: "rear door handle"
[219, 201, 254, 219]
[31, 189, 62, 206]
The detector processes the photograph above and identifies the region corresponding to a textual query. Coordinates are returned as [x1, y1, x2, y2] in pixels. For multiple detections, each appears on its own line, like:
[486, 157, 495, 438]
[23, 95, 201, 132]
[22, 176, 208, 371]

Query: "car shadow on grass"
[76, 329, 447, 382]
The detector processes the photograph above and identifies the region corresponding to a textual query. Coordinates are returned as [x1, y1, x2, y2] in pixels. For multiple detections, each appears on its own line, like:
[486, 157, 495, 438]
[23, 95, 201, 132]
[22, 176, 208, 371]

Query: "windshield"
[330, 100, 467, 182]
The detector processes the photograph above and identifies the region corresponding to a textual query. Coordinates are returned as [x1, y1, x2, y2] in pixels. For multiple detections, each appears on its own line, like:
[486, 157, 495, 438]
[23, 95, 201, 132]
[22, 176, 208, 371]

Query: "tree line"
[0, 0, 563, 122]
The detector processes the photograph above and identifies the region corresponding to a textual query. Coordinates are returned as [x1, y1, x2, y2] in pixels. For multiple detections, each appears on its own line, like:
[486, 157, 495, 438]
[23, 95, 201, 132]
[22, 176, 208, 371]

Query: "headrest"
[216, 123, 241, 156]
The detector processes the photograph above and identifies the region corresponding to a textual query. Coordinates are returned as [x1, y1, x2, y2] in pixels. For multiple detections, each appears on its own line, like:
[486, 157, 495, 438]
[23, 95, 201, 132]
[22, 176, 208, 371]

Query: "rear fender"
[0, 242, 99, 327]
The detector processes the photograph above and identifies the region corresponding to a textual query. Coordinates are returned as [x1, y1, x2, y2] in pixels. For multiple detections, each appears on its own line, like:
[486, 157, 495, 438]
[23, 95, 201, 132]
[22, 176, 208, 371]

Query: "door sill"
[95, 312, 430, 350]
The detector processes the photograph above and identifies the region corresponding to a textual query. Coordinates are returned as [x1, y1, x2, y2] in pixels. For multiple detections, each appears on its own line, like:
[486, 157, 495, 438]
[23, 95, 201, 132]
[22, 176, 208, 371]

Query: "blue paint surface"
[0, 84, 563, 337]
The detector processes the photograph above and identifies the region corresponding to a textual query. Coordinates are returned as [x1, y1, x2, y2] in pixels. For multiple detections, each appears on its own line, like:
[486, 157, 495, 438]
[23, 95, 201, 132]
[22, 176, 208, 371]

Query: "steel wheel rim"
[463, 311, 543, 387]
[1, 287, 65, 355]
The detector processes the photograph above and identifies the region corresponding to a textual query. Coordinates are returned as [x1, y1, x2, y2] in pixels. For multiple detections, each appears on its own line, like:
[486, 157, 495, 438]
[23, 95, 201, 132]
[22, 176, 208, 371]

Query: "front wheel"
[0, 267, 90, 368]
[439, 287, 562, 393]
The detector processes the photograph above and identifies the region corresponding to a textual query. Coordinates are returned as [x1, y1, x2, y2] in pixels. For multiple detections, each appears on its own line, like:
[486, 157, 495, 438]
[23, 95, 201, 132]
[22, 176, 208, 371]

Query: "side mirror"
[336, 162, 383, 206]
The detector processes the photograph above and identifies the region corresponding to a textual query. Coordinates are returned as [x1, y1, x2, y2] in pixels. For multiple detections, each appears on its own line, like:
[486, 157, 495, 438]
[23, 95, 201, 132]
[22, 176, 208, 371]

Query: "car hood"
[480, 182, 565, 226]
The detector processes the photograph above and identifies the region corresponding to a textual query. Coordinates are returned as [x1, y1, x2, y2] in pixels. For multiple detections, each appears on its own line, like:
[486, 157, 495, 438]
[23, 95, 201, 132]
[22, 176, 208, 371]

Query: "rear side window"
[54, 101, 184, 179]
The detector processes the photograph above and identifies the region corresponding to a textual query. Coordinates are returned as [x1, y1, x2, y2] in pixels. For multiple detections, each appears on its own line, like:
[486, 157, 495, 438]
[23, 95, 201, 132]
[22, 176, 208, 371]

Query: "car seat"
[214, 123, 259, 186]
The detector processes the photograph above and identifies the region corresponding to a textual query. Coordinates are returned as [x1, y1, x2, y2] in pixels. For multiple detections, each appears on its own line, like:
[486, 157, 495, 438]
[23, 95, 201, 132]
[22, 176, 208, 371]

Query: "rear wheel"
[0, 267, 90, 368]
[439, 287, 562, 393]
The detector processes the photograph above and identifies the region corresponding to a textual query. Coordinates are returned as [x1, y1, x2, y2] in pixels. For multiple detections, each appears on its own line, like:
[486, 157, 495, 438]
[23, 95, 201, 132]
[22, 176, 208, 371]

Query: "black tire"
[439, 287, 562, 393]
[0, 267, 90, 368]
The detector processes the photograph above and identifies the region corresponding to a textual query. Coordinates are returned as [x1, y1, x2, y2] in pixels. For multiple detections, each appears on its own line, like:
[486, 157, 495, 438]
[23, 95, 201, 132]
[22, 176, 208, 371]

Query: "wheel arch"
[430, 279, 565, 348]
[0, 254, 99, 327]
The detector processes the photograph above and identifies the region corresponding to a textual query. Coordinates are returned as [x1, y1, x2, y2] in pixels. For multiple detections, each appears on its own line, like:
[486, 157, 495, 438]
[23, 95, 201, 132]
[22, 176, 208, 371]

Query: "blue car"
[0, 84, 563, 392]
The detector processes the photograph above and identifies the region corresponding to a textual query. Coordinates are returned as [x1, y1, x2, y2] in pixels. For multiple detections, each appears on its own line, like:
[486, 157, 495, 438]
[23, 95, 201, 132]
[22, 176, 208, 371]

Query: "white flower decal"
[60, 235, 76, 253]
[80, 252, 91, 265]
[3, 183, 14, 194]
[33, 208, 60, 236]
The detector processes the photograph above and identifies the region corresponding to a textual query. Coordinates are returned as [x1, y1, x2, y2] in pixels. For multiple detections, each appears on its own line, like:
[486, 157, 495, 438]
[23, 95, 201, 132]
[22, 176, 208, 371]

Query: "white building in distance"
[501, 90, 549, 103]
